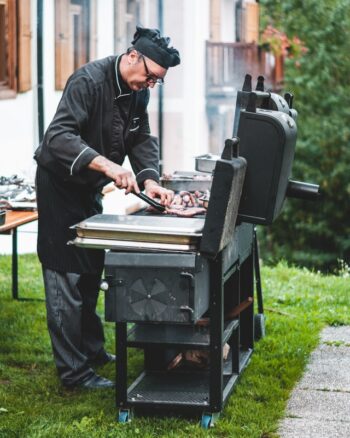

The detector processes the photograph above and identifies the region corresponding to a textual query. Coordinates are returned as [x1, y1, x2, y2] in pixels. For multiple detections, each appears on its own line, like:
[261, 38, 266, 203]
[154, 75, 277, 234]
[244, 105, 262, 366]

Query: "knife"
[133, 191, 166, 212]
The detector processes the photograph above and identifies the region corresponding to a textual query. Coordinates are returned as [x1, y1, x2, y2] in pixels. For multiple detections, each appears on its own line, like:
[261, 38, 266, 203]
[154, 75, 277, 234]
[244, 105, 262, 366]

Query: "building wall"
[1, 0, 240, 254]
[222, 0, 236, 41]
[0, 0, 117, 178]
[0, 0, 218, 177]
[1, 0, 118, 255]
[147, 0, 210, 174]
[96, 0, 115, 58]
[0, 0, 38, 179]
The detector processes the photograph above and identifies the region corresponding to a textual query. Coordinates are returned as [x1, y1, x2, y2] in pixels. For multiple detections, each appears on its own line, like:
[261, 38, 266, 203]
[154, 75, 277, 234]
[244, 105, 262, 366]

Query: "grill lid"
[200, 138, 247, 258]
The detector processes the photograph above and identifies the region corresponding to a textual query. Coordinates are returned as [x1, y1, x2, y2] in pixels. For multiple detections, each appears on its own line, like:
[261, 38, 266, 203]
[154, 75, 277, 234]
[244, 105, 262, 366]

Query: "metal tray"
[71, 214, 205, 245]
[72, 214, 205, 235]
[160, 171, 212, 192]
[195, 154, 220, 173]
[71, 237, 198, 252]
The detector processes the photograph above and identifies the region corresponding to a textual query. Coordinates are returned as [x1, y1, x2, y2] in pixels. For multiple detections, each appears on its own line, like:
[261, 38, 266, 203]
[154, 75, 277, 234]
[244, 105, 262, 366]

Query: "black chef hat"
[131, 26, 180, 69]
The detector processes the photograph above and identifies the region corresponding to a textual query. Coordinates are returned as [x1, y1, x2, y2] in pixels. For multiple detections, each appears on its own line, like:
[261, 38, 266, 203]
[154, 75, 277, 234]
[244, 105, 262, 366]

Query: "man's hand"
[144, 179, 174, 206]
[88, 156, 140, 194]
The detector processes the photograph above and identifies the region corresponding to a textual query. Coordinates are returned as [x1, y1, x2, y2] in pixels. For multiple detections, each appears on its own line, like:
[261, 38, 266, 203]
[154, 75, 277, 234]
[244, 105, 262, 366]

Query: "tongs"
[133, 191, 165, 212]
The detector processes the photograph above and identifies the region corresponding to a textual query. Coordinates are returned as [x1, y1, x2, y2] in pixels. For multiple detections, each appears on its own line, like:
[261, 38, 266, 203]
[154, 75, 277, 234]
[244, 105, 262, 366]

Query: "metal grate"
[128, 372, 232, 406]
[239, 349, 252, 373]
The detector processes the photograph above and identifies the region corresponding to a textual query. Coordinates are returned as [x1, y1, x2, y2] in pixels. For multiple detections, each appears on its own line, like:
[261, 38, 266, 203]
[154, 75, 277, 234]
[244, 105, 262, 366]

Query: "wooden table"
[0, 210, 38, 299]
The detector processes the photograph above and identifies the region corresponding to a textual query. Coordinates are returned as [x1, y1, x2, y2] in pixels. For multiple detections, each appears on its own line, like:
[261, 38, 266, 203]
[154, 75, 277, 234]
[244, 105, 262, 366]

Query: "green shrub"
[259, 0, 350, 272]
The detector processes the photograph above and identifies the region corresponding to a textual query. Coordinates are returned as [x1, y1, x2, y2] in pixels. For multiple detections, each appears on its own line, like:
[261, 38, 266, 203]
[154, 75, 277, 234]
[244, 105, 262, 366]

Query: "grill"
[71, 74, 319, 427]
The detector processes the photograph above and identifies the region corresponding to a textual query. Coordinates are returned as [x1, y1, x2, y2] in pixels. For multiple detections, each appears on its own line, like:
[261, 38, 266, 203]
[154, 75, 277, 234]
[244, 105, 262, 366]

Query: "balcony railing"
[206, 41, 283, 98]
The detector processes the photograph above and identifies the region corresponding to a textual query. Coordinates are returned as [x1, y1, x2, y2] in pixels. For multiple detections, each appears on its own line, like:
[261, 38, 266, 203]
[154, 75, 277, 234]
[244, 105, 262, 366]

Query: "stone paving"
[279, 326, 350, 438]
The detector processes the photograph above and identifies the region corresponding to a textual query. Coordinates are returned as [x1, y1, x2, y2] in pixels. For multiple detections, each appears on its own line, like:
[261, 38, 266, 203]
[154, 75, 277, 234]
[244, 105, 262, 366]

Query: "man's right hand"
[88, 156, 140, 194]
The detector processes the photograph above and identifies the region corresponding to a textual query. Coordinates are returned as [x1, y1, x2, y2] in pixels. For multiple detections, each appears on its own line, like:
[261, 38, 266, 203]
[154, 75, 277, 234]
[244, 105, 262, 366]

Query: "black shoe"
[78, 373, 114, 389]
[89, 352, 116, 367]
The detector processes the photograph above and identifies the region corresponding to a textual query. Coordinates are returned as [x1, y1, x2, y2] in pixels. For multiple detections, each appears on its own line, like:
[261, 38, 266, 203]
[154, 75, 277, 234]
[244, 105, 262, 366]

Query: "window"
[243, 1, 259, 43]
[17, 0, 32, 92]
[209, 0, 221, 41]
[55, 0, 97, 91]
[0, 0, 31, 99]
[236, 0, 259, 43]
[114, 0, 143, 54]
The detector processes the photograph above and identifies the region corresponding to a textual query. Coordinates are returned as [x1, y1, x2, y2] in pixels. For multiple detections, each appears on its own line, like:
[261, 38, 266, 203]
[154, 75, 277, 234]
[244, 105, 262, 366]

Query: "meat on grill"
[165, 206, 207, 217]
[147, 190, 209, 217]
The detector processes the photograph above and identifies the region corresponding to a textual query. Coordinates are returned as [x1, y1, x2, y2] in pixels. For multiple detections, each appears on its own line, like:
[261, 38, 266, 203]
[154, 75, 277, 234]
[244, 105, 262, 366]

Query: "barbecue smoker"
[72, 75, 319, 428]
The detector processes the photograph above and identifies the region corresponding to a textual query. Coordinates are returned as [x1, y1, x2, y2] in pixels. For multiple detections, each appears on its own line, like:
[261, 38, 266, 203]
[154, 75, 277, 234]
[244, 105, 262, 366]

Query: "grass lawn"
[0, 254, 349, 437]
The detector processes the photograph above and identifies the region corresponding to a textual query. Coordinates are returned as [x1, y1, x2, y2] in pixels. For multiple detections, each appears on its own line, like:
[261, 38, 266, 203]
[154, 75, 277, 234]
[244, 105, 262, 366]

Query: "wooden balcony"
[206, 41, 283, 99]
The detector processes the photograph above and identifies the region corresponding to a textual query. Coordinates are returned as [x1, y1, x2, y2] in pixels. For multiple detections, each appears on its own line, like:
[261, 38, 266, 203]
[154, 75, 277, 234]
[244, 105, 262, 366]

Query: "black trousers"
[42, 268, 106, 386]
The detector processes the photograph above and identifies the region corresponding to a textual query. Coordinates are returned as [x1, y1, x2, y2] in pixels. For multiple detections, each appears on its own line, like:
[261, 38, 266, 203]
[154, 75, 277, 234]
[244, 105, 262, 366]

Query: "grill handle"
[221, 137, 240, 160]
[99, 275, 119, 291]
[180, 271, 195, 289]
[100, 280, 109, 291]
[179, 305, 194, 314]
[286, 180, 321, 201]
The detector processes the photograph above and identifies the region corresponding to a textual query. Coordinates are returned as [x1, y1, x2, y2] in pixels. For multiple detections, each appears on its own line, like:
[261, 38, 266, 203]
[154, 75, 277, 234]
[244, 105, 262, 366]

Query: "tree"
[259, 0, 350, 271]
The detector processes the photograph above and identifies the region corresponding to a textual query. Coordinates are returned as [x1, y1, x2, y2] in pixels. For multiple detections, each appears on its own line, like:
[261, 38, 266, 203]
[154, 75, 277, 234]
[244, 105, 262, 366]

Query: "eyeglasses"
[141, 55, 164, 85]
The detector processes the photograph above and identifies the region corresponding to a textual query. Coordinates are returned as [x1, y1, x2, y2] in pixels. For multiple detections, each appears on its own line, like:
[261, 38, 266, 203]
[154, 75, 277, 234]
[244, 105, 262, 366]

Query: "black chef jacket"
[34, 55, 160, 273]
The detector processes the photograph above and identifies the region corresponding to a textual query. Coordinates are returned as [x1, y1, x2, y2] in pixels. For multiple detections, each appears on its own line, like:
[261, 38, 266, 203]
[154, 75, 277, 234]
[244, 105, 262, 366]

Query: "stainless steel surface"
[161, 180, 212, 192]
[171, 171, 209, 178]
[72, 214, 205, 236]
[160, 171, 212, 192]
[72, 237, 198, 252]
[75, 228, 201, 244]
[195, 154, 220, 173]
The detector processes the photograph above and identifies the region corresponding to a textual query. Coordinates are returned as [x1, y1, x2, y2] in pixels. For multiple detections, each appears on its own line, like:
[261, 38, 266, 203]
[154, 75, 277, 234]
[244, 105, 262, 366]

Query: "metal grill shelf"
[125, 348, 252, 409]
[127, 371, 237, 408]
[127, 320, 239, 349]
[239, 349, 252, 373]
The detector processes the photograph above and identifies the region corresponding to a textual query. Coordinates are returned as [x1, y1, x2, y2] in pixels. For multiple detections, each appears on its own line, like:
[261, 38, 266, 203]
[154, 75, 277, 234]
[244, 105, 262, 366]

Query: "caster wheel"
[118, 409, 129, 423]
[254, 313, 266, 341]
[201, 413, 213, 429]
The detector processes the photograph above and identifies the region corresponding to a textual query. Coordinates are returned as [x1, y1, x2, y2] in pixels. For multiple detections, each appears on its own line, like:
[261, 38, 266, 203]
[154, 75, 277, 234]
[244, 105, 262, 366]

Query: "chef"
[34, 26, 180, 389]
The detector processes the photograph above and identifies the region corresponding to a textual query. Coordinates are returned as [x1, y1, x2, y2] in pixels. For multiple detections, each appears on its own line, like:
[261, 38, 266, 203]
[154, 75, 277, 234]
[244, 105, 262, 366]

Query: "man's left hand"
[144, 180, 174, 207]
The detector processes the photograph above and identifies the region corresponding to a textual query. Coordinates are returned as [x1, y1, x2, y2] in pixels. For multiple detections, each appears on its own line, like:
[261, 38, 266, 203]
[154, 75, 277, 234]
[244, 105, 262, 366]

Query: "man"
[34, 26, 180, 389]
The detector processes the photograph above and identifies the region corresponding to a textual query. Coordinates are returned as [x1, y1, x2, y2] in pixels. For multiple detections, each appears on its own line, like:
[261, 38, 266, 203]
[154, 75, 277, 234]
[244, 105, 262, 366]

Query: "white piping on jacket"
[137, 168, 159, 178]
[115, 55, 132, 99]
[129, 116, 140, 131]
[70, 146, 90, 175]
[69, 57, 131, 177]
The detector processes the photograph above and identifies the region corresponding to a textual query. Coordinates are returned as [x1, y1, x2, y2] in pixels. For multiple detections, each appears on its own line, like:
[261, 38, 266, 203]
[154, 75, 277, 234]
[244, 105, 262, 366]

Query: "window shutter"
[210, 0, 221, 41]
[274, 55, 284, 87]
[89, 0, 97, 60]
[243, 1, 259, 43]
[55, 0, 71, 90]
[17, 0, 32, 92]
[7, 0, 17, 92]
